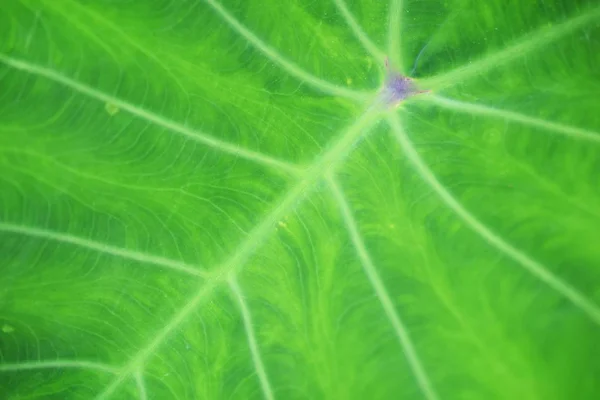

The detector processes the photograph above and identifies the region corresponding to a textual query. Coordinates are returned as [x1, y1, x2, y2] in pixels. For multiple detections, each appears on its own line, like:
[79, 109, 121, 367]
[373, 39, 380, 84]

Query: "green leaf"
[1, 0, 600, 399]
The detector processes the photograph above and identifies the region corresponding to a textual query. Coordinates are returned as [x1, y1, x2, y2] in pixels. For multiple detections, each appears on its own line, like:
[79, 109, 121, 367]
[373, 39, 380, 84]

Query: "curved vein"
[388, 0, 404, 71]
[229, 277, 275, 400]
[0, 54, 301, 175]
[387, 113, 600, 326]
[404, 110, 600, 221]
[0, 222, 206, 278]
[0, 360, 118, 374]
[96, 108, 381, 399]
[53, 0, 190, 94]
[426, 95, 600, 143]
[204, 0, 369, 102]
[332, 0, 385, 62]
[327, 176, 439, 400]
[420, 5, 600, 90]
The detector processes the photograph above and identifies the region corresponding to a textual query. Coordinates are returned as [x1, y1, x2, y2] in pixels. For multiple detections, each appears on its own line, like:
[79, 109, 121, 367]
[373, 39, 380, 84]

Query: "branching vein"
[332, 0, 385, 63]
[0, 54, 301, 175]
[426, 95, 600, 143]
[229, 277, 275, 400]
[419, 5, 600, 90]
[204, 0, 370, 102]
[387, 0, 404, 72]
[387, 113, 600, 326]
[0, 360, 118, 374]
[95, 108, 381, 399]
[0, 222, 206, 278]
[327, 176, 439, 400]
[134, 370, 148, 400]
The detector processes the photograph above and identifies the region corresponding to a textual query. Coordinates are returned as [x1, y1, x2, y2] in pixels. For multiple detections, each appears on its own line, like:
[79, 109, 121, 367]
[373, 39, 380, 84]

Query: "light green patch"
[104, 102, 119, 116]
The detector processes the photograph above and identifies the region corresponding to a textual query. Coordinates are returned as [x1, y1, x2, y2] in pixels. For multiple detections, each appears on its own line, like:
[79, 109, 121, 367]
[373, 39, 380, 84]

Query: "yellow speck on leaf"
[105, 102, 120, 116]
[2, 324, 15, 333]
[278, 221, 288, 228]
[346, 77, 352, 86]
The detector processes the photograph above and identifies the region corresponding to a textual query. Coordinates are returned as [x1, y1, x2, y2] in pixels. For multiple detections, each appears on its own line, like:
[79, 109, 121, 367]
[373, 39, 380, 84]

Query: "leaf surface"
[1, 0, 600, 399]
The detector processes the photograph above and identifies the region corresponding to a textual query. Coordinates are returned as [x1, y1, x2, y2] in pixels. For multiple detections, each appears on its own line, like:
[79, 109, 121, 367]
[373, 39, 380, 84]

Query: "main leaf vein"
[95, 108, 381, 398]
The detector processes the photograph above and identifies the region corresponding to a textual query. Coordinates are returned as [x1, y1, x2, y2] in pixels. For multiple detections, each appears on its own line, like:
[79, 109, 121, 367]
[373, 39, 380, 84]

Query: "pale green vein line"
[204, 0, 370, 102]
[332, 0, 385, 62]
[24, 9, 41, 51]
[387, 113, 600, 326]
[0, 54, 300, 175]
[96, 108, 381, 399]
[52, 0, 189, 95]
[229, 277, 275, 400]
[96, 279, 222, 399]
[425, 95, 600, 144]
[420, 5, 600, 90]
[134, 370, 148, 400]
[0, 222, 206, 278]
[0, 360, 118, 374]
[388, 0, 403, 72]
[327, 176, 439, 400]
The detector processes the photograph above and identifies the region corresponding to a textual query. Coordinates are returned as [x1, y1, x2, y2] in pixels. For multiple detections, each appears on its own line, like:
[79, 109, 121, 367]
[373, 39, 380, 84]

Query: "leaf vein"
[0, 54, 301, 175]
[95, 108, 380, 398]
[134, 370, 148, 400]
[426, 95, 600, 143]
[387, 113, 600, 326]
[0, 360, 118, 374]
[332, 0, 385, 63]
[388, 0, 404, 71]
[204, 0, 371, 102]
[328, 175, 439, 400]
[0, 222, 206, 278]
[420, 5, 600, 89]
[229, 277, 275, 400]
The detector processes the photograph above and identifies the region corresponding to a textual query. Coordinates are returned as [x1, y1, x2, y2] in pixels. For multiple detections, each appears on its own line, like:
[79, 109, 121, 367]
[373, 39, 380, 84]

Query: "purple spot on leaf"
[378, 57, 428, 108]
[384, 75, 417, 102]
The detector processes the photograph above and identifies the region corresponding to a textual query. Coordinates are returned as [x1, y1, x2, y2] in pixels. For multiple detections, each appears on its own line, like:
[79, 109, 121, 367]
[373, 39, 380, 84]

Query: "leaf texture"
[1, 0, 600, 399]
